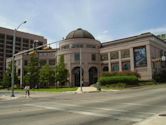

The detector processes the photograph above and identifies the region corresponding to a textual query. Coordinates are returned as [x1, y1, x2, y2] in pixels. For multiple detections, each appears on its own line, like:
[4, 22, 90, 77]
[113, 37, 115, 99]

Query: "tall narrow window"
[110, 51, 119, 59]
[91, 54, 96, 61]
[111, 62, 119, 71]
[101, 53, 108, 61]
[121, 49, 130, 58]
[74, 53, 80, 61]
[122, 61, 130, 71]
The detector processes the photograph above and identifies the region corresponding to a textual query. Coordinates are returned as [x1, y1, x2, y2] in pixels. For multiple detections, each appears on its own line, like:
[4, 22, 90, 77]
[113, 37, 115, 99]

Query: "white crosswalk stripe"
[24, 102, 157, 122]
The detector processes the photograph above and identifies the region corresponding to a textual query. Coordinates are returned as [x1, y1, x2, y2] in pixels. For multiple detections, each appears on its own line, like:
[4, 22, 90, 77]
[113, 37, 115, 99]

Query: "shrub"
[108, 83, 126, 88]
[98, 75, 138, 86]
[101, 71, 140, 78]
[153, 70, 166, 83]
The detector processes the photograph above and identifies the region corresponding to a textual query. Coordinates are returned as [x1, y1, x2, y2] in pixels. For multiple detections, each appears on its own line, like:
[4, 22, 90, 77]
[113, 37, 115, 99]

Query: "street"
[0, 85, 166, 125]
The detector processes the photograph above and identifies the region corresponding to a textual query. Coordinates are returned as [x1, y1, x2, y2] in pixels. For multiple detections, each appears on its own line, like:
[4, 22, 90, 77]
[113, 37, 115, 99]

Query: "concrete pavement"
[0, 85, 166, 125]
[134, 113, 166, 125]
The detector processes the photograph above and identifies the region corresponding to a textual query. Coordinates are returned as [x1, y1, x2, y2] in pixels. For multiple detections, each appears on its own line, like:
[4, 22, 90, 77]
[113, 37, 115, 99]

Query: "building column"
[84, 64, 89, 86]
[108, 52, 111, 72]
[119, 51, 122, 71]
[146, 44, 152, 79]
[130, 48, 134, 71]
[21, 38, 23, 50]
[3, 34, 7, 73]
[69, 53, 72, 87]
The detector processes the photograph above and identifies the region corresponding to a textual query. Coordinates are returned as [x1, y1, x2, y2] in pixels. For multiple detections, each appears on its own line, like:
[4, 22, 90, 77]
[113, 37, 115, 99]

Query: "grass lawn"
[15, 87, 78, 93]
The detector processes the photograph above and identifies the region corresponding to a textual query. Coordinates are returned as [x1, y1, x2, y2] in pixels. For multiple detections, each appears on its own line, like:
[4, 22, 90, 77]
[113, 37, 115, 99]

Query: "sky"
[0, 0, 166, 46]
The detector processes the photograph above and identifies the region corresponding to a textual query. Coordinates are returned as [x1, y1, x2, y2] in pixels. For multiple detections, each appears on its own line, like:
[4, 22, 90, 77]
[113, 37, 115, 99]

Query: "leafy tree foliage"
[39, 64, 55, 87]
[55, 55, 68, 86]
[2, 62, 18, 88]
[23, 55, 39, 88]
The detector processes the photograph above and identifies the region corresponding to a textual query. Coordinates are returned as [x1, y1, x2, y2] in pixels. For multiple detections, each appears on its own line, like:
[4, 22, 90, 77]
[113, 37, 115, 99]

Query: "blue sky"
[0, 0, 166, 45]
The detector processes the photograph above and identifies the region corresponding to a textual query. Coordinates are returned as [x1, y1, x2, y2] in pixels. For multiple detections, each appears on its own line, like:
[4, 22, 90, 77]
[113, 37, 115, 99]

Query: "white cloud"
[139, 26, 166, 35]
[96, 30, 112, 42]
[0, 16, 15, 29]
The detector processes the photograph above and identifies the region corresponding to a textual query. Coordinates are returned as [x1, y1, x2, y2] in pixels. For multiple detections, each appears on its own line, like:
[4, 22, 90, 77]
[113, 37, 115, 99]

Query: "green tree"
[23, 55, 39, 88]
[2, 62, 19, 88]
[39, 64, 55, 88]
[55, 55, 68, 86]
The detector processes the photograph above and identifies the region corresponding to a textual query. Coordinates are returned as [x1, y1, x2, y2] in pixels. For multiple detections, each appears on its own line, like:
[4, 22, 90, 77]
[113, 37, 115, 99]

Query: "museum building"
[7, 28, 166, 87]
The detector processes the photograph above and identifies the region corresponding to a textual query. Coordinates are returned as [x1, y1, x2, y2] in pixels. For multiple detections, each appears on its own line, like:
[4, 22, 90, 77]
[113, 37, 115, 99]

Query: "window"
[133, 46, 147, 67]
[74, 53, 80, 61]
[86, 44, 96, 48]
[62, 45, 69, 50]
[121, 49, 130, 58]
[40, 60, 47, 66]
[101, 53, 108, 61]
[122, 61, 130, 71]
[7, 35, 13, 40]
[110, 51, 119, 59]
[49, 59, 55, 65]
[111, 62, 119, 71]
[103, 66, 109, 72]
[71, 44, 83, 48]
[16, 37, 21, 42]
[0, 34, 5, 39]
[91, 54, 96, 61]
[24, 60, 28, 65]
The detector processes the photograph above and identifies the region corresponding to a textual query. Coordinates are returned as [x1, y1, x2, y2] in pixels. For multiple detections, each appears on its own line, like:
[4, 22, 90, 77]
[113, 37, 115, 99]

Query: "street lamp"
[11, 21, 27, 97]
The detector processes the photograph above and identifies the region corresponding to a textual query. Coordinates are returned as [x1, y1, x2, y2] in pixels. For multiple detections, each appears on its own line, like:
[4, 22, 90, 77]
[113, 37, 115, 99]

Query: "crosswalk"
[24, 101, 159, 123]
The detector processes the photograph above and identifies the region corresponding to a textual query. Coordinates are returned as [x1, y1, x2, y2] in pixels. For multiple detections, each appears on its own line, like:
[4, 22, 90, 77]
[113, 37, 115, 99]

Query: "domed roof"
[66, 28, 95, 40]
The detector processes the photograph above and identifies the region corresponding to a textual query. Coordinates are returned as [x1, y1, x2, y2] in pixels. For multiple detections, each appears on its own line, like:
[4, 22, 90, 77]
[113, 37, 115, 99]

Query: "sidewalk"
[134, 113, 166, 125]
[0, 91, 58, 101]
[76, 86, 98, 93]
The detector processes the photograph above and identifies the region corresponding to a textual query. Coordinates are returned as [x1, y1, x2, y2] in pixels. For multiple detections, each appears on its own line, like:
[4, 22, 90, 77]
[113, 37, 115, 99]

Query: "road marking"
[97, 107, 127, 112]
[123, 103, 151, 107]
[123, 102, 166, 108]
[24, 104, 144, 122]
[25, 104, 110, 117]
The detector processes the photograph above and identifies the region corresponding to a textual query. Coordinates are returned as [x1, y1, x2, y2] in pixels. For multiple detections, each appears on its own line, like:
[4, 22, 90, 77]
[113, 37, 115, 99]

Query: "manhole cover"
[159, 114, 166, 116]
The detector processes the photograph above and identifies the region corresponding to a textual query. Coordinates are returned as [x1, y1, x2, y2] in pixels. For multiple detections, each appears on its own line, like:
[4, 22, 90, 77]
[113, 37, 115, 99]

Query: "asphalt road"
[0, 85, 166, 125]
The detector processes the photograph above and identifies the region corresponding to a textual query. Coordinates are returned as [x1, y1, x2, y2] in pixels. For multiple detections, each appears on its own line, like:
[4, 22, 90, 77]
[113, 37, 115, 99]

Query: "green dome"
[66, 28, 95, 40]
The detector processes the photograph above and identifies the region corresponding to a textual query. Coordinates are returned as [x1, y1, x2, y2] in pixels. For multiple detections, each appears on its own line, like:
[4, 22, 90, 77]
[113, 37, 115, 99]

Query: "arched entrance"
[89, 67, 98, 85]
[72, 67, 83, 87]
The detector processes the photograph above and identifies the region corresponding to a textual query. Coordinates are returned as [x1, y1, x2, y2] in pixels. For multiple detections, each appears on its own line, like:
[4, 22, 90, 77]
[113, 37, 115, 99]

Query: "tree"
[23, 55, 39, 88]
[2, 62, 19, 88]
[39, 64, 55, 88]
[55, 55, 68, 86]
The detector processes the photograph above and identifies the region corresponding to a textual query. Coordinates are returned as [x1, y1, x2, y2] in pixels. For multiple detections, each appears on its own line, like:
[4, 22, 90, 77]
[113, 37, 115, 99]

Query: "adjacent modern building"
[6, 48, 57, 87]
[157, 34, 166, 41]
[7, 28, 166, 87]
[0, 27, 47, 80]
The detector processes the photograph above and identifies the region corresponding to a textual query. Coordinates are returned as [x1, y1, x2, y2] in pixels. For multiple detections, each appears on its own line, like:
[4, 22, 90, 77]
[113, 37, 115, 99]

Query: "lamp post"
[11, 21, 27, 97]
[80, 48, 83, 92]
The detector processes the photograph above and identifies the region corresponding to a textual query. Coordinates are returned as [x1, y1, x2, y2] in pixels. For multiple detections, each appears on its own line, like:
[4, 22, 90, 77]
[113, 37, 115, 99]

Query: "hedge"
[101, 71, 140, 78]
[98, 75, 138, 86]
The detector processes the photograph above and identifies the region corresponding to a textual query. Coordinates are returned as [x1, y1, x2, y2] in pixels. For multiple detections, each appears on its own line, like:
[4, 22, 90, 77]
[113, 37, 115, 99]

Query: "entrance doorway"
[72, 67, 83, 87]
[89, 67, 98, 85]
